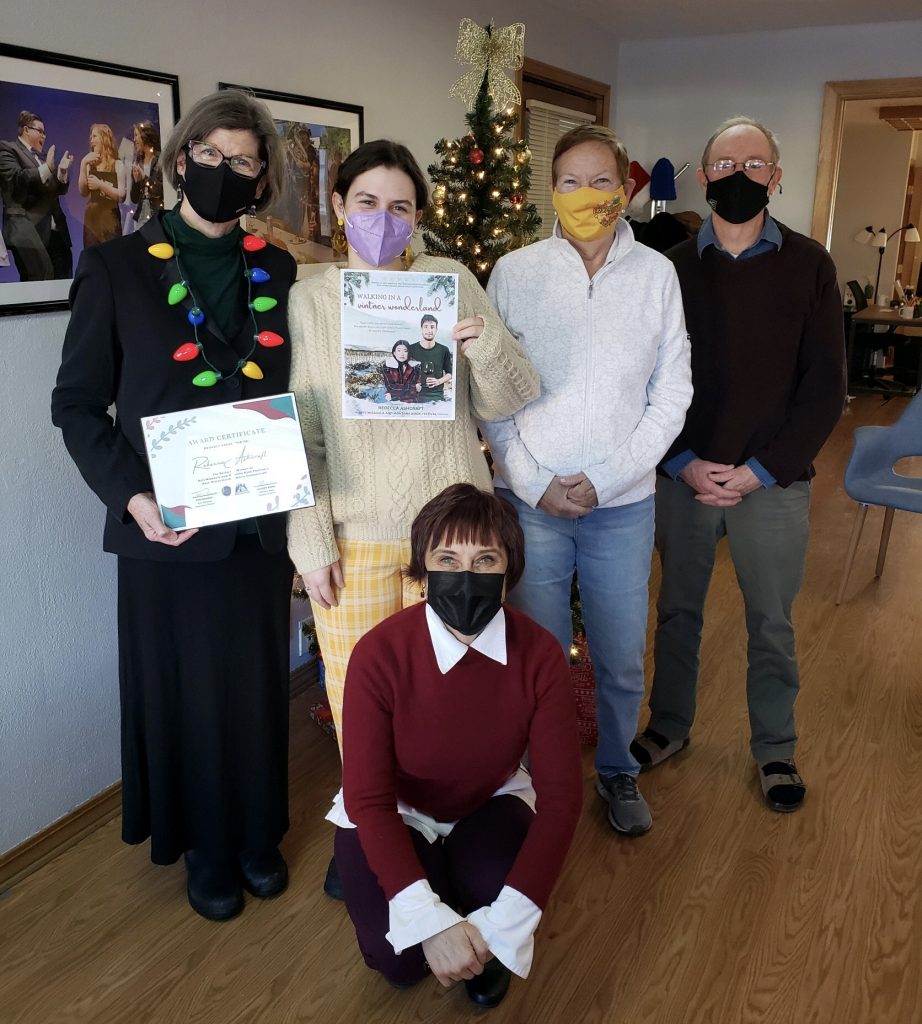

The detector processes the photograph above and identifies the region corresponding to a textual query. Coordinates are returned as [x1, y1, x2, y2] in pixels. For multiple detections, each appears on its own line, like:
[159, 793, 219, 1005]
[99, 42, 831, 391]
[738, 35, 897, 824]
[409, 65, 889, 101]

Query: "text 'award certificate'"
[141, 393, 315, 529]
[340, 269, 459, 420]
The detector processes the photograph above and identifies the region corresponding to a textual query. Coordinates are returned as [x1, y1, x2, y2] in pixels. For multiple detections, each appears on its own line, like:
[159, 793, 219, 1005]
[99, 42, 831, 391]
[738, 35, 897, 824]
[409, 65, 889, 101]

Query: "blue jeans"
[501, 490, 655, 777]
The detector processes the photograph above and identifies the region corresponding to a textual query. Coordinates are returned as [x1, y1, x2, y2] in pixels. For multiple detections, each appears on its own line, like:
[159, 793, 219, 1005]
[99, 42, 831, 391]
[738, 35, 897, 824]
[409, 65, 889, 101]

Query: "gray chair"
[836, 391, 922, 604]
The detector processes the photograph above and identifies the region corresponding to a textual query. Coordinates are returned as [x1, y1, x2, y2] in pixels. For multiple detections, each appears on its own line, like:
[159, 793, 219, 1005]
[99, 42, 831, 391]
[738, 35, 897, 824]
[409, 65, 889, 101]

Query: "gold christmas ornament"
[449, 19, 525, 112]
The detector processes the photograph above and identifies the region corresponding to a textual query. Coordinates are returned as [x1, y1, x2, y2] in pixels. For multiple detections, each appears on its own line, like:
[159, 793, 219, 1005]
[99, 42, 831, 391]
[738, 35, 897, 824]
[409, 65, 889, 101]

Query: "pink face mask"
[344, 209, 413, 267]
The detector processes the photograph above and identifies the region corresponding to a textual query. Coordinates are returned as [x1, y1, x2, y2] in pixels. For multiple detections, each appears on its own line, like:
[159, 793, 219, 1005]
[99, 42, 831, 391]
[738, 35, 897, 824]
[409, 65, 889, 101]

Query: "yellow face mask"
[552, 185, 627, 241]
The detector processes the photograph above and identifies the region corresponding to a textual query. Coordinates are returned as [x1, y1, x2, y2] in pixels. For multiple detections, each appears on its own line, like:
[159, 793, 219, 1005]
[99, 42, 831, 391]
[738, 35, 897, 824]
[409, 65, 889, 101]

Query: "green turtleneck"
[163, 207, 244, 338]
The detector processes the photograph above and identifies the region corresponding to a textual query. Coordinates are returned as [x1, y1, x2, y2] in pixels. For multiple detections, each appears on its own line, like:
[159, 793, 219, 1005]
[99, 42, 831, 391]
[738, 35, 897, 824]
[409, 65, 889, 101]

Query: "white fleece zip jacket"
[481, 219, 693, 508]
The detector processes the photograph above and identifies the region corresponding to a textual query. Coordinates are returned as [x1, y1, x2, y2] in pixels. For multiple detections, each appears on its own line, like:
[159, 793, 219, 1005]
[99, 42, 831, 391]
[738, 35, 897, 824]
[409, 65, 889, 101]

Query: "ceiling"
[543, 0, 922, 41]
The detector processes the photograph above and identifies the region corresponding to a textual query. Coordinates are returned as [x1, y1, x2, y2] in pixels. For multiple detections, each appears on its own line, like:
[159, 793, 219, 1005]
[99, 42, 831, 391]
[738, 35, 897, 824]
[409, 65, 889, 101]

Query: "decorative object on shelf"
[854, 223, 920, 305]
[0, 41, 179, 316]
[448, 18, 525, 113]
[218, 83, 364, 267]
[423, 21, 539, 285]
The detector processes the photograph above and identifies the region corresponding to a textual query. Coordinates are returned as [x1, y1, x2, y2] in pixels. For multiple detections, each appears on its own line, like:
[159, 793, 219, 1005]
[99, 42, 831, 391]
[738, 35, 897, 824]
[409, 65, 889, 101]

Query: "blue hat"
[650, 158, 676, 201]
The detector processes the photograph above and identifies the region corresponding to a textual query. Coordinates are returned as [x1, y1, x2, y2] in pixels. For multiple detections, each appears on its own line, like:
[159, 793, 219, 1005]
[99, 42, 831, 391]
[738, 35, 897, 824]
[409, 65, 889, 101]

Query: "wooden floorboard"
[2, 393, 921, 1023]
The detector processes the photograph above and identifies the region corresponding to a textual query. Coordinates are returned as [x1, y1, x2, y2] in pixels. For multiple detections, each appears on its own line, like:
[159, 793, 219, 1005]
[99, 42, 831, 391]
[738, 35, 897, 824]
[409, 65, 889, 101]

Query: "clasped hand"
[538, 472, 598, 519]
[678, 459, 760, 507]
[422, 921, 492, 988]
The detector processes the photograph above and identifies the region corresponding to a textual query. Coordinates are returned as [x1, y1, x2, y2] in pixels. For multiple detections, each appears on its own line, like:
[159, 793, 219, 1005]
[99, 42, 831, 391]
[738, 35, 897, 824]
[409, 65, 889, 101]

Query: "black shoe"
[238, 847, 288, 898]
[184, 850, 244, 921]
[464, 958, 511, 1008]
[323, 856, 344, 901]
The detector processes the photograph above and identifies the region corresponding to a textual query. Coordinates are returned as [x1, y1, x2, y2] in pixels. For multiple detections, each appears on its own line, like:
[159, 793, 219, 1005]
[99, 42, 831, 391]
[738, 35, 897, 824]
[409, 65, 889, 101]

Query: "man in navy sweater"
[631, 116, 845, 812]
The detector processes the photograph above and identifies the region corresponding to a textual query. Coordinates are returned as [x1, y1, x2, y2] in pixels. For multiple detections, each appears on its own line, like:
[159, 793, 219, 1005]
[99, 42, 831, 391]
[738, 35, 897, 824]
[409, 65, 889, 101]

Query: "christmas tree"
[423, 75, 540, 285]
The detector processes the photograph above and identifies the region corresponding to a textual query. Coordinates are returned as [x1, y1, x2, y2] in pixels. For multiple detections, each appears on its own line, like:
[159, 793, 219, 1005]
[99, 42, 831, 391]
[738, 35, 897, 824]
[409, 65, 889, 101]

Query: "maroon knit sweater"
[341, 602, 583, 909]
[664, 223, 846, 486]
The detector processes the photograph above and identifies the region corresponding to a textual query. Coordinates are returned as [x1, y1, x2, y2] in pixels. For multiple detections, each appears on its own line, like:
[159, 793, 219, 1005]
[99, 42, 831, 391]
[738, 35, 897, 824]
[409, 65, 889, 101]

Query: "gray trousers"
[649, 475, 810, 763]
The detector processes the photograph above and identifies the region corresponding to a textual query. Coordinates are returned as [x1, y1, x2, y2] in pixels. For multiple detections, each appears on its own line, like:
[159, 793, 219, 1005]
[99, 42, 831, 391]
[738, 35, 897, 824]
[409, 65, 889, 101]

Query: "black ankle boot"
[238, 847, 288, 898]
[184, 850, 243, 921]
[464, 957, 511, 1008]
[323, 856, 344, 900]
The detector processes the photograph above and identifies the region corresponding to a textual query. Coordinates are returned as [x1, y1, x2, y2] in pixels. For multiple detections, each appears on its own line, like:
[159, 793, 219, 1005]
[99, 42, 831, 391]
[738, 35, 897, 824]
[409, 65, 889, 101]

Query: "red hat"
[627, 160, 651, 216]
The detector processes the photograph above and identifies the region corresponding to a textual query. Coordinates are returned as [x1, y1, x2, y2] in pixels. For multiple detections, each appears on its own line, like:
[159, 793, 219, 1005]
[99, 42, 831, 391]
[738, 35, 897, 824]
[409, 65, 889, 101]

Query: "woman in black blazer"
[52, 90, 297, 921]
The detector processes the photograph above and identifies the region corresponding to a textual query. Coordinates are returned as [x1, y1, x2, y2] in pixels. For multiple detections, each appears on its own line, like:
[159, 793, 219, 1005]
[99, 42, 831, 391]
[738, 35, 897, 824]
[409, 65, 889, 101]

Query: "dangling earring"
[419, 585, 426, 599]
[401, 246, 414, 271]
[176, 179, 184, 201]
[332, 217, 347, 255]
[246, 202, 257, 217]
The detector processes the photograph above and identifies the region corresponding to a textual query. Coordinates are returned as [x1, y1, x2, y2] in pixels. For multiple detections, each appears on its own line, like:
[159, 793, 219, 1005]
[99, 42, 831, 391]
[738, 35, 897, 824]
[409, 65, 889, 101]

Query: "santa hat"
[627, 160, 650, 217]
[650, 157, 677, 201]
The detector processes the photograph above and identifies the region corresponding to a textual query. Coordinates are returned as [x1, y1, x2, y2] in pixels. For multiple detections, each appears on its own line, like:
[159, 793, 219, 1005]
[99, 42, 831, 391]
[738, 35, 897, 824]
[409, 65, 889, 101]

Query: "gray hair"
[161, 90, 286, 213]
[701, 116, 781, 169]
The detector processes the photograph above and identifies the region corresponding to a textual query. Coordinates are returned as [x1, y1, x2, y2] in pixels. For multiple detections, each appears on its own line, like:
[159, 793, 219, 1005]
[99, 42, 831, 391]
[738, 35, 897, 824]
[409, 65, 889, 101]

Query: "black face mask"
[426, 571, 504, 637]
[705, 170, 770, 225]
[180, 156, 264, 224]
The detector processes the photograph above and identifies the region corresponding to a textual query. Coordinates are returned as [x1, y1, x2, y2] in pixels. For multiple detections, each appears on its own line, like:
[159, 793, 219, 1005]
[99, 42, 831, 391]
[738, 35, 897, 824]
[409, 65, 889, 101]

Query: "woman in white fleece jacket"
[481, 124, 692, 838]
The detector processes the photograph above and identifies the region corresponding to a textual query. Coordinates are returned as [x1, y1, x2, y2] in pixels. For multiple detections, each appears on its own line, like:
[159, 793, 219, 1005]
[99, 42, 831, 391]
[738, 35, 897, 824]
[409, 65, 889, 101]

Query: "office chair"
[836, 390, 922, 604]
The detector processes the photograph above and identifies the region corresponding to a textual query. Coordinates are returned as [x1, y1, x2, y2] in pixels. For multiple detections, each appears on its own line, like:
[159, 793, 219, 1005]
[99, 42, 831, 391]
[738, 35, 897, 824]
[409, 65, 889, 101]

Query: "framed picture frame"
[219, 83, 364, 267]
[0, 42, 179, 316]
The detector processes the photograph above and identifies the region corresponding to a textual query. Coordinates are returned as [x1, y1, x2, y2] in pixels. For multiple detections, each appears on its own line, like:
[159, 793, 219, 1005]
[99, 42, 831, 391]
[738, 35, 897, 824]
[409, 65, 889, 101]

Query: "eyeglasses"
[186, 140, 265, 180]
[706, 158, 776, 178]
[25, 125, 46, 136]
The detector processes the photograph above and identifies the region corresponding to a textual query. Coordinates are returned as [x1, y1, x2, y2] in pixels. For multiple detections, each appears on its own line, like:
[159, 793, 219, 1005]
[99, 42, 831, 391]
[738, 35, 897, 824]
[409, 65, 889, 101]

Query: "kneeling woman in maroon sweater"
[330, 483, 582, 1008]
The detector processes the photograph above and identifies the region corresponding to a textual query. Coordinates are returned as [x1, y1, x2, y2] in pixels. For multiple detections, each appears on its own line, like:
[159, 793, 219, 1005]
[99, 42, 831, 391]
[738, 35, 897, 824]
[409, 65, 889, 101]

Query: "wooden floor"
[3, 394, 922, 1024]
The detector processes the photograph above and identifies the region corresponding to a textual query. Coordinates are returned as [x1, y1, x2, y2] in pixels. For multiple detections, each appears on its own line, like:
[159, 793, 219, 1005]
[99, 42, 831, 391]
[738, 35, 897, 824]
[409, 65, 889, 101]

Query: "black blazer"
[0, 138, 72, 246]
[51, 213, 297, 561]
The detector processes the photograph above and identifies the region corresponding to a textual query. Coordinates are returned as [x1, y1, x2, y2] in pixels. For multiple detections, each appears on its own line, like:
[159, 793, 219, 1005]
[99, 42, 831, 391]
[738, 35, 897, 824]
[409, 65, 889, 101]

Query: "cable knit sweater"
[288, 255, 541, 574]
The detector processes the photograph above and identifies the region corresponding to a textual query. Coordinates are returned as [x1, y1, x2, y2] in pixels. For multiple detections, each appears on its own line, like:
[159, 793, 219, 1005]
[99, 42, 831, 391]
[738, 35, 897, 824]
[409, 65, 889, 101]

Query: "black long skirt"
[117, 535, 292, 864]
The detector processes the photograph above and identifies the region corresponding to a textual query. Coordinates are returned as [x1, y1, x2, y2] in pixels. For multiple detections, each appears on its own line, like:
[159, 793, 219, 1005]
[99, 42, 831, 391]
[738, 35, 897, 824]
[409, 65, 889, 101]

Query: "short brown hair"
[161, 90, 286, 213]
[700, 116, 781, 169]
[552, 125, 630, 186]
[406, 484, 525, 590]
[18, 110, 40, 133]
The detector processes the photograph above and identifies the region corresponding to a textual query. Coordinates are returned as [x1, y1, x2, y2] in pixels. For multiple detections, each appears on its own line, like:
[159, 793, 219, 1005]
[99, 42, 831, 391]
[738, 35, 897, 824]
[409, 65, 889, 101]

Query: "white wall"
[829, 121, 913, 302]
[0, 0, 620, 855]
[614, 20, 922, 236]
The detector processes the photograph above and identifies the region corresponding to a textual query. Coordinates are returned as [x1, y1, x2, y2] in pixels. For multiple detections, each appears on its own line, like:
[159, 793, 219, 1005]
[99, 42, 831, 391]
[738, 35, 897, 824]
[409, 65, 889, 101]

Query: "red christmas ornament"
[257, 330, 285, 348]
[469, 148, 485, 166]
[243, 234, 268, 252]
[463, 134, 476, 145]
[510, 192, 524, 205]
[172, 342, 200, 362]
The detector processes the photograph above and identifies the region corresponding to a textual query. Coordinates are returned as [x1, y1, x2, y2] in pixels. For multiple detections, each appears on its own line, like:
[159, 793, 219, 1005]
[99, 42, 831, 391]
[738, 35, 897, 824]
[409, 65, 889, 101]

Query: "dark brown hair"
[18, 110, 41, 133]
[406, 483, 525, 590]
[333, 139, 429, 211]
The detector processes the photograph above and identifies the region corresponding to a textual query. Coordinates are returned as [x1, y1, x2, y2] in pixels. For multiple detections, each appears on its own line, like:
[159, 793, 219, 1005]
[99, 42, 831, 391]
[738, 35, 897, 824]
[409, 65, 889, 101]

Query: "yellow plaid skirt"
[309, 537, 423, 753]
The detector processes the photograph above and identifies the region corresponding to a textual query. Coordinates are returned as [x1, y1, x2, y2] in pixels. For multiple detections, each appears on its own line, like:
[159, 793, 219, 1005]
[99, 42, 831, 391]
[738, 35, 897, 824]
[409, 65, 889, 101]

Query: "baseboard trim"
[0, 664, 320, 892]
[0, 782, 122, 892]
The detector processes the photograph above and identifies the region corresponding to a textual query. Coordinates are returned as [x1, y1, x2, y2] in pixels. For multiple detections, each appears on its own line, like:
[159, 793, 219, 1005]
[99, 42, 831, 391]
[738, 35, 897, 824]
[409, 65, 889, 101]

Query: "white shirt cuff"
[386, 879, 464, 954]
[38, 161, 51, 183]
[466, 885, 542, 979]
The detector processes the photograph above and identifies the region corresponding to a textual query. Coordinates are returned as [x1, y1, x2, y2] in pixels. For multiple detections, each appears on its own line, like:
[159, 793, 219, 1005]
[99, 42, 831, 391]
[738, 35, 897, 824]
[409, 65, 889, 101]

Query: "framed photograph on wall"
[0, 43, 179, 316]
[219, 83, 364, 267]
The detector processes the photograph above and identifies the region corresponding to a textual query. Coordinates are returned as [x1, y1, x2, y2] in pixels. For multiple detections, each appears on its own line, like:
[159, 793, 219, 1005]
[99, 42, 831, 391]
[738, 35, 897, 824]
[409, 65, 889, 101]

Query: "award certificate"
[141, 392, 314, 529]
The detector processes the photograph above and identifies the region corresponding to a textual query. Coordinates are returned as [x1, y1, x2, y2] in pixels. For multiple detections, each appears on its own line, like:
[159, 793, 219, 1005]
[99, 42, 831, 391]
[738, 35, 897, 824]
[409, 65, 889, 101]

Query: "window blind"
[525, 99, 596, 240]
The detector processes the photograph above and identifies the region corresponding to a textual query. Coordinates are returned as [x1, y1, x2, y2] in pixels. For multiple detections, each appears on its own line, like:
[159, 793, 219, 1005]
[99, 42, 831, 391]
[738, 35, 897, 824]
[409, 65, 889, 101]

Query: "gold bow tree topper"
[449, 19, 525, 112]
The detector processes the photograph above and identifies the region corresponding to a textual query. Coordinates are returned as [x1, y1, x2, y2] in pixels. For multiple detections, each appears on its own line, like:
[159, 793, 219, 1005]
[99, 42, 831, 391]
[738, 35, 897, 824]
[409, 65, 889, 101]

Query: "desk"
[847, 305, 922, 394]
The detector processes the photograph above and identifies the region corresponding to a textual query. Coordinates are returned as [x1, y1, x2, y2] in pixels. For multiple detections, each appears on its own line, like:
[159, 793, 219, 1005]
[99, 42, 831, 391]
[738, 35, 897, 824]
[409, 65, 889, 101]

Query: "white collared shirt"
[326, 604, 542, 978]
